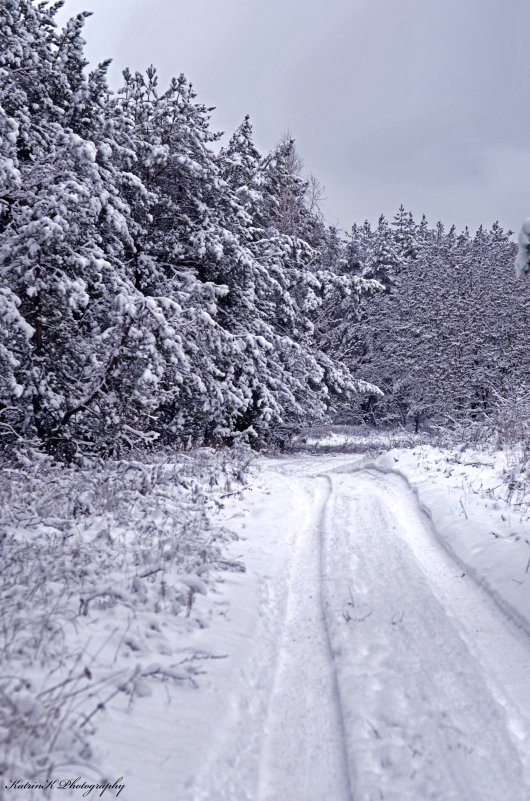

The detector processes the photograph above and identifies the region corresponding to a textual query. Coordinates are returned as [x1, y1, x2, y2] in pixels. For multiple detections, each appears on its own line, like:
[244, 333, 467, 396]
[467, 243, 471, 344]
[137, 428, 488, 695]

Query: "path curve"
[188, 458, 530, 801]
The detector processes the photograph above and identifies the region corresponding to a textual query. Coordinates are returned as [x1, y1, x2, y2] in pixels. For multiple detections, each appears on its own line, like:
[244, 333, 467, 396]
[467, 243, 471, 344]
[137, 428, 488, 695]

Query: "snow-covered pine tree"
[362, 215, 404, 290]
[0, 1, 146, 458]
[219, 114, 262, 197]
[344, 223, 364, 274]
[0, 2, 381, 458]
[218, 124, 380, 441]
[347, 217, 530, 429]
[391, 205, 418, 261]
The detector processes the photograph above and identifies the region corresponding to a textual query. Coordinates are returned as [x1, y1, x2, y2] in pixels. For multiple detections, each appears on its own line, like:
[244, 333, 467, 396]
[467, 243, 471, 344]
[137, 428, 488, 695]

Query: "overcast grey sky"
[57, 0, 530, 234]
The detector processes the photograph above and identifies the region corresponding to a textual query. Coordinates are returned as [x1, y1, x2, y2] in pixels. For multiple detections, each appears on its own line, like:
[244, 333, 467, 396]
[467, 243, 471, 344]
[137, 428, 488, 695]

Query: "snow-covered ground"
[3, 441, 530, 800]
[179, 451, 530, 801]
[0, 450, 252, 800]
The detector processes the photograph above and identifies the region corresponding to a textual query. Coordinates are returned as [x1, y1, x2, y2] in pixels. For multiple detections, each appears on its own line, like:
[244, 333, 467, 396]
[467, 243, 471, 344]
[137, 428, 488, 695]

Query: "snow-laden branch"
[515, 218, 530, 278]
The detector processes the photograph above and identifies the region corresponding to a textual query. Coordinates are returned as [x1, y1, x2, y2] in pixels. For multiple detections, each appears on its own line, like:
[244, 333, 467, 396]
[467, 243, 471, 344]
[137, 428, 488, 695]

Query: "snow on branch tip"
[515, 218, 530, 278]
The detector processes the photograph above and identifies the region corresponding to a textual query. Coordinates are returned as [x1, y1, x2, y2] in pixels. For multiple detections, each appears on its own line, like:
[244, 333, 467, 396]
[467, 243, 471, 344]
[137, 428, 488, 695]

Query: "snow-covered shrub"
[482, 392, 530, 451]
[0, 448, 251, 783]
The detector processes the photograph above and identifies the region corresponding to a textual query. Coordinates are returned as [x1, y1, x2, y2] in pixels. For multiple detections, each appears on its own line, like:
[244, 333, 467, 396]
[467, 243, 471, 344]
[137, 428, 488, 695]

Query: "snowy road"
[179, 458, 530, 800]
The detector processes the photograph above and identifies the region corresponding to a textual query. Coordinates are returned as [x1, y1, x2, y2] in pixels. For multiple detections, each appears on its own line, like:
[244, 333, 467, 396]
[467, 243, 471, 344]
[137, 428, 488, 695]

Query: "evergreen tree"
[0, 2, 383, 458]
[348, 218, 530, 429]
[391, 205, 418, 261]
[363, 215, 403, 290]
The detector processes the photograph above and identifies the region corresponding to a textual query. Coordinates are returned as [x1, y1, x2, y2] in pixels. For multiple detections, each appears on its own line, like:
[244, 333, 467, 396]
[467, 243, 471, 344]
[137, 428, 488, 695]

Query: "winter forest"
[3, 2, 530, 800]
[2, 0, 528, 461]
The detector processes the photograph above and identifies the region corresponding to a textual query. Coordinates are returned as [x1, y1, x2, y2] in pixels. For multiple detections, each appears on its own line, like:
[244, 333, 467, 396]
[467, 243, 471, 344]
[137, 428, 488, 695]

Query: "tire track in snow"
[256, 475, 353, 801]
[186, 470, 353, 801]
[321, 469, 530, 801]
[316, 473, 356, 801]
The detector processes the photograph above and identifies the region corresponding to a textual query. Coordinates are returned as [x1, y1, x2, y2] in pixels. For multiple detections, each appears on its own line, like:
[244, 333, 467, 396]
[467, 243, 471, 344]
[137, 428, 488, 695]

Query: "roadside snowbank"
[298, 427, 530, 637]
[372, 445, 530, 635]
